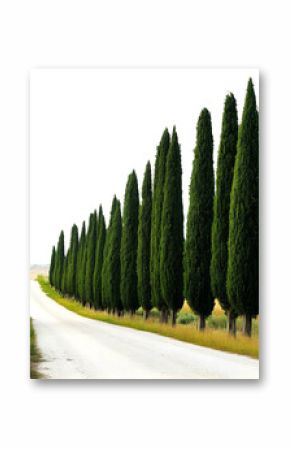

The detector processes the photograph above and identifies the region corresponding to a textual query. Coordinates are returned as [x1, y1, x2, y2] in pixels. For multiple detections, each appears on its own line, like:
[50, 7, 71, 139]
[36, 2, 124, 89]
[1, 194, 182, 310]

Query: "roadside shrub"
[177, 312, 196, 325]
[207, 314, 227, 329]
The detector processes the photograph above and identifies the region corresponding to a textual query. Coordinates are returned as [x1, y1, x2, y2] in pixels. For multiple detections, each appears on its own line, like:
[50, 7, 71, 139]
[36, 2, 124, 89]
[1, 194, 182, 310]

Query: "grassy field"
[30, 318, 44, 379]
[37, 275, 258, 358]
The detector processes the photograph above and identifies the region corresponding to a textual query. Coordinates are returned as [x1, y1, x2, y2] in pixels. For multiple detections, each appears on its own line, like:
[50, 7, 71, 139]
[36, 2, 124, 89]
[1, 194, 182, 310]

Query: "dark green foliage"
[80, 213, 94, 304]
[102, 197, 118, 310]
[121, 171, 139, 313]
[160, 127, 184, 324]
[79, 245, 87, 304]
[49, 246, 56, 286]
[107, 199, 123, 313]
[101, 237, 109, 310]
[67, 224, 79, 296]
[227, 79, 259, 332]
[185, 109, 215, 328]
[76, 221, 86, 301]
[211, 94, 238, 314]
[61, 250, 69, 294]
[93, 206, 106, 309]
[85, 211, 98, 306]
[150, 129, 170, 312]
[54, 230, 65, 291]
[137, 162, 152, 317]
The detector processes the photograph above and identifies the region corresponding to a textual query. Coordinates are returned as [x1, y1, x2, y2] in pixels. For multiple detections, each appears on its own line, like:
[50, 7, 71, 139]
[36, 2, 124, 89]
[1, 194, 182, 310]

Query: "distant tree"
[102, 197, 118, 311]
[227, 79, 259, 337]
[79, 213, 94, 305]
[160, 127, 184, 326]
[67, 224, 79, 297]
[185, 109, 215, 330]
[137, 162, 152, 319]
[211, 94, 238, 335]
[150, 129, 170, 322]
[107, 198, 123, 315]
[93, 206, 106, 309]
[61, 250, 69, 294]
[85, 211, 98, 307]
[54, 230, 65, 291]
[121, 171, 139, 314]
[76, 221, 86, 301]
[49, 246, 56, 286]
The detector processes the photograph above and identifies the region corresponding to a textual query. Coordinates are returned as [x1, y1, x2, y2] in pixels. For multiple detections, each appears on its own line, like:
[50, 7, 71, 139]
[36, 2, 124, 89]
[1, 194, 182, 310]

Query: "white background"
[30, 68, 259, 264]
[0, 1, 289, 449]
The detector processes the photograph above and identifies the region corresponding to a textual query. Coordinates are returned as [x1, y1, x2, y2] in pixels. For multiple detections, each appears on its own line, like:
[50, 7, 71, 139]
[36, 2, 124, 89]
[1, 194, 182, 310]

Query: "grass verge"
[30, 318, 44, 379]
[37, 275, 259, 359]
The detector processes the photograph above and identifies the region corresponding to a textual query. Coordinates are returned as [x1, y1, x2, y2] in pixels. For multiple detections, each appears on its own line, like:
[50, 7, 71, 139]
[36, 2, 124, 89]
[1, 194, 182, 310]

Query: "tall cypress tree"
[185, 109, 215, 330]
[80, 213, 93, 305]
[60, 253, 66, 294]
[120, 171, 139, 314]
[211, 94, 238, 334]
[150, 129, 170, 322]
[49, 246, 56, 286]
[67, 224, 79, 297]
[107, 198, 123, 314]
[227, 79, 259, 337]
[61, 250, 69, 294]
[160, 127, 184, 326]
[93, 205, 106, 309]
[137, 161, 152, 319]
[85, 211, 98, 307]
[76, 221, 86, 301]
[102, 197, 117, 311]
[54, 230, 65, 291]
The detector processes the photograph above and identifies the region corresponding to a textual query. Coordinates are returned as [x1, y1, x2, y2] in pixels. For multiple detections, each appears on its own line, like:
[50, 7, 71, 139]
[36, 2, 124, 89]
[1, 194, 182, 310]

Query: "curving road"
[30, 280, 259, 380]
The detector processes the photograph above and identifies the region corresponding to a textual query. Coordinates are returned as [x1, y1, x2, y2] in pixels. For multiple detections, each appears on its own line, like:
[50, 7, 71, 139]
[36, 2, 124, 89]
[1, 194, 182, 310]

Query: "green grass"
[30, 318, 44, 379]
[37, 275, 259, 359]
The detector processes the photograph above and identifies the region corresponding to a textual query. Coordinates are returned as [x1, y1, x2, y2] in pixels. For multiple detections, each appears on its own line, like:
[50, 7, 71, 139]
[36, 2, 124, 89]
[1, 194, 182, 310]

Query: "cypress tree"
[76, 221, 86, 301]
[107, 199, 123, 314]
[61, 250, 69, 294]
[49, 246, 56, 286]
[60, 254, 66, 293]
[80, 213, 94, 305]
[67, 224, 79, 297]
[211, 94, 238, 335]
[160, 127, 184, 326]
[80, 245, 87, 304]
[54, 230, 65, 291]
[120, 171, 139, 314]
[227, 79, 259, 337]
[137, 161, 152, 319]
[185, 109, 215, 330]
[102, 197, 118, 311]
[101, 232, 110, 311]
[93, 205, 106, 309]
[150, 129, 170, 322]
[85, 211, 98, 307]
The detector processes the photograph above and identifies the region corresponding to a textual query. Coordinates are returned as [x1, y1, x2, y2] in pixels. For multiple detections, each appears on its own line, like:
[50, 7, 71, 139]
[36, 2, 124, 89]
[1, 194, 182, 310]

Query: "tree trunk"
[227, 310, 237, 336]
[159, 308, 169, 323]
[164, 309, 169, 323]
[172, 310, 177, 327]
[130, 310, 134, 317]
[243, 314, 252, 337]
[199, 315, 206, 331]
